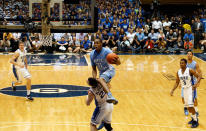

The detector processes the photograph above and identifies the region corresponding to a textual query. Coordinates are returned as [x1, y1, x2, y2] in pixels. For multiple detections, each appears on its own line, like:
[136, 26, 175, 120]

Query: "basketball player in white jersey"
[10, 42, 33, 100]
[183, 51, 202, 116]
[86, 77, 114, 131]
[170, 59, 201, 128]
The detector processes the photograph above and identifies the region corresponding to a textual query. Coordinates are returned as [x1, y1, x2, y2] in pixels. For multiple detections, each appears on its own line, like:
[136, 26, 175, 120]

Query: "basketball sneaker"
[184, 107, 189, 116]
[97, 122, 104, 130]
[191, 119, 199, 128]
[26, 95, 34, 101]
[11, 81, 16, 91]
[106, 92, 118, 105]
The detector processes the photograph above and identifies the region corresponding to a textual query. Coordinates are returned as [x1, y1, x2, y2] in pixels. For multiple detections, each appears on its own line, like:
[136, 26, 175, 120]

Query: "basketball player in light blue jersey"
[90, 38, 121, 106]
[182, 51, 202, 116]
[86, 77, 114, 131]
[10, 42, 33, 101]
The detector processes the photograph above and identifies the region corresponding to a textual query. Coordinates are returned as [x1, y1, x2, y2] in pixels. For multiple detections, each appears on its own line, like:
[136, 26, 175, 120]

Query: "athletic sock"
[194, 107, 198, 112]
[27, 90, 31, 96]
[191, 114, 197, 121]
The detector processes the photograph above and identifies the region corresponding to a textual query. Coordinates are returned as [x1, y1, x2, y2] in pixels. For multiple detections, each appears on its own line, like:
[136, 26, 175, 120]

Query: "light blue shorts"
[100, 69, 115, 83]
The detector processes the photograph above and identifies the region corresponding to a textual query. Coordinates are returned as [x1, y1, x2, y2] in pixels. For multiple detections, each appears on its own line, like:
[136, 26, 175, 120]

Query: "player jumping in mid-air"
[170, 58, 201, 128]
[90, 38, 121, 105]
[86, 77, 114, 131]
[10, 41, 33, 101]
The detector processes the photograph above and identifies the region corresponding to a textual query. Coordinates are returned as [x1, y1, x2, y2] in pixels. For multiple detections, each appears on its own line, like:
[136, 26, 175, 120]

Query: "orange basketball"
[106, 53, 118, 64]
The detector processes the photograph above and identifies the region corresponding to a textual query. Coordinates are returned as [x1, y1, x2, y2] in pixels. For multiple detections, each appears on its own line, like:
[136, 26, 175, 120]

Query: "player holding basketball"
[183, 51, 202, 116]
[10, 41, 33, 101]
[86, 77, 114, 131]
[90, 38, 120, 105]
[170, 59, 201, 128]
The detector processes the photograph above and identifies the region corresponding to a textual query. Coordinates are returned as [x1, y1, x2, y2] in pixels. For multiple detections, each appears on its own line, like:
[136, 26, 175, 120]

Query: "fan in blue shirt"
[80, 35, 92, 53]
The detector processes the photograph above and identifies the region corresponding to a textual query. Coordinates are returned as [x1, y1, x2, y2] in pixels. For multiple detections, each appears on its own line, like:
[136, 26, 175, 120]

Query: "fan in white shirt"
[127, 28, 136, 43]
[32, 37, 41, 52]
[12, 33, 21, 41]
[163, 18, 171, 28]
[152, 17, 163, 31]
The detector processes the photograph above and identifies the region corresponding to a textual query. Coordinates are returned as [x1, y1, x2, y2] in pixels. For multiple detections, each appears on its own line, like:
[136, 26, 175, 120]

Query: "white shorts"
[183, 87, 194, 107]
[91, 103, 113, 125]
[13, 66, 31, 82]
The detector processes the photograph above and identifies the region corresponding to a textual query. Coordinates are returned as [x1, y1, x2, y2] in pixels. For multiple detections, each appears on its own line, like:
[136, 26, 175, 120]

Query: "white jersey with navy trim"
[90, 84, 113, 125]
[178, 68, 192, 89]
[89, 83, 107, 107]
[12, 49, 31, 81]
[14, 49, 27, 69]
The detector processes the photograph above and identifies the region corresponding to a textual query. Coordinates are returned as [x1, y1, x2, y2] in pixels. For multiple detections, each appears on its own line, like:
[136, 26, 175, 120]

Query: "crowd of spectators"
[0, 0, 206, 54]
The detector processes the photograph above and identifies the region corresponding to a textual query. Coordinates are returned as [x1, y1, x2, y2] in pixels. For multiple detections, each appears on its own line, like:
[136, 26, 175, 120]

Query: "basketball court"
[0, 0, 206, 130]
[0, 54, 205, 131]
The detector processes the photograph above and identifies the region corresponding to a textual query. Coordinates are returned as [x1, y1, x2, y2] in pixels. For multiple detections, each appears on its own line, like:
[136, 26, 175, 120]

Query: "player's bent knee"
[26, 77, 31, 81]
[99, 77, 107, 83]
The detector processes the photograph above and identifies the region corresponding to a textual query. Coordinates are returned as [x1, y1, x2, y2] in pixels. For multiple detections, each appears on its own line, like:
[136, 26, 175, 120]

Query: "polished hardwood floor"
[0, 54, 205, 131]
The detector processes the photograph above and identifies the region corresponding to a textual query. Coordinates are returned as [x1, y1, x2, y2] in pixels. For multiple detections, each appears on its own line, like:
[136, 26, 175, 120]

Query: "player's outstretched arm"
[170, 72, 180, 96]
[195, 63, 202, 87]
[92, 66, 97, 78]
[24, 56, 28, 69]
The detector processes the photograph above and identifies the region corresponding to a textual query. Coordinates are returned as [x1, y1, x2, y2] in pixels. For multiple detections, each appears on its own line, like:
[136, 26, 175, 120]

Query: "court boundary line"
[0, 88, 205, 92]
[194, 55, 206, 63]
[0, 89, 205, 92]
[0, 121, 205, 130]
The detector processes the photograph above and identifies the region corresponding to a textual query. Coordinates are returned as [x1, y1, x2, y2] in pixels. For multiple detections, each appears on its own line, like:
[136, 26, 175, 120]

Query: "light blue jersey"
[187, 60, 197, 84]
[90, 47, 115, 83]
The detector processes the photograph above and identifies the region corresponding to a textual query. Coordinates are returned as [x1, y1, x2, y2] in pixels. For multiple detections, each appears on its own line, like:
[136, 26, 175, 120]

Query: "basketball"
[106, 53, 118, 64]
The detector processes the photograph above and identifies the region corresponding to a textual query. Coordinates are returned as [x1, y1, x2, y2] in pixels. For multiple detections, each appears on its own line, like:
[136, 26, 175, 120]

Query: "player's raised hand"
[88, 90, 93, 95]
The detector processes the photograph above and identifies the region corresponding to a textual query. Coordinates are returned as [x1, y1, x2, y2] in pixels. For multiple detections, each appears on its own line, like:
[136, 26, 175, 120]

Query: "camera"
[159, 38, 162, 41]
